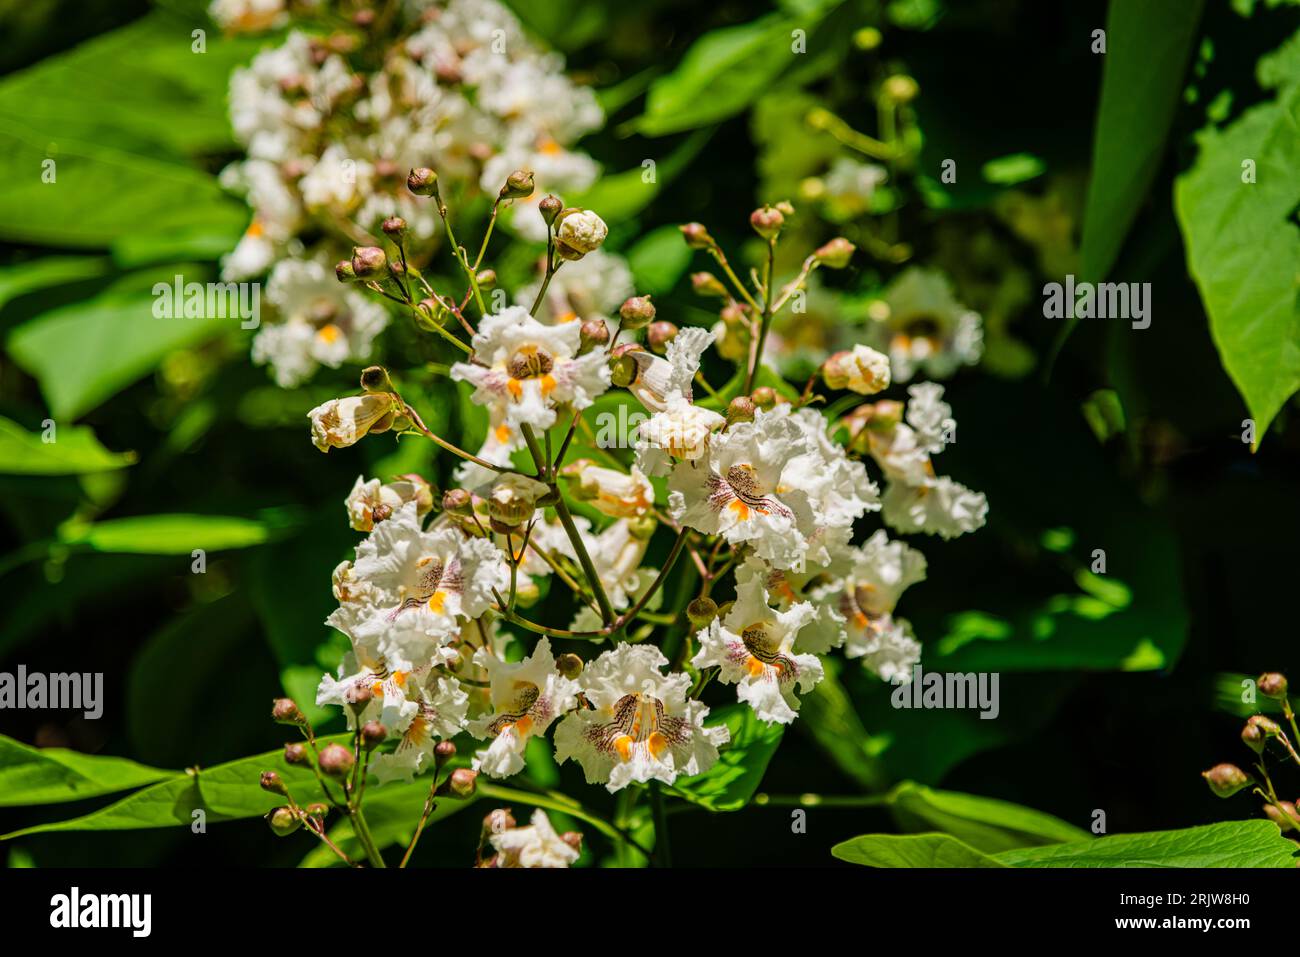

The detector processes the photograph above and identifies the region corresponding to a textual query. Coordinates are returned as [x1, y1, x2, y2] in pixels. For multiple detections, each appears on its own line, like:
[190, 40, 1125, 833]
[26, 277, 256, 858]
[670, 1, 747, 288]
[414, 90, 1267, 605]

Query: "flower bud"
[555, 209, 608, 259]
[318, 743, 356, 778]
[680, 222, 714, 249]
[266, 807, 301, 837]
[854, 26, 882, 50]
[647, 321, 678, 354]
[814, 237, 856, 269]
[381, 216, 407, 237]
[726, 395, 756, 425]
[687, 596, 718, 628]
[561, 831, 583, 852]
[1263, 801, 1300, 832]
[260, 770, 289, 797]
[751, 386, 778, 410]
[610, 348, 641, 389]
[500, 169, 535, 200]
[475, 268, 497, 289]
[407, 167, 438, 196]
[691, 272, 727, 298]
[442, 488, 473, 515]
[749, 205, 784, 240]
[360, 365, 395, 394]
[448, 768, 478, 799]
[1248, 714, 1282, 736]
[579, 319, 610, 353]
[823, 345, 890, 395]
[435, 740, 457, 766]
[538, 194, 562, 225]
[352, 246, 387, 279]
[881, 74, 919, 104]
[1202, 763, 1252, 798]
[618, 295, 656, 329]
[271, 698, 305, 725]
[283, 742, 309, 765]
[488, 474, 548, 527]
[335, 259, 357, 282]
[305, 803, 328, 822]
[627, 514, 657, 541]
[556, 653, 584, 679]
[1259, 673, 1288, 699]
[361, 721, 387, 750]
[1242, 721, 1267, 755]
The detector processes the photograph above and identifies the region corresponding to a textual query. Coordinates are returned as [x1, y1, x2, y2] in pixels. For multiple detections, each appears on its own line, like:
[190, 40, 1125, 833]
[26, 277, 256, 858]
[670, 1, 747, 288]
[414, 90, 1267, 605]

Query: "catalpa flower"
[871, 267, 983, 382]
[316, 636, 424, 733]
[370, 675, 470, 784]
[489, 810, 580, 868]
[692, 576, 823, 725]
[468, 638, 579, 779]
[563, 460, 654, 518]
[451, 306, 610, 431]
[309, 392, 402, 452]
[634, 393, 727, 477]
[881, 477, 988, 540]
[623, 326, 714, 413]
[554, 645, 728, 792]
[345, 474, 434, 532]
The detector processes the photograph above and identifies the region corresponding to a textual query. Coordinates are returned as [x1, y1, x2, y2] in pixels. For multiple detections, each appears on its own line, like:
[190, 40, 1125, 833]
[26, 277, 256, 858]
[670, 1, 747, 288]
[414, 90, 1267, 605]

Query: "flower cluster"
[214, 0, 603, 387]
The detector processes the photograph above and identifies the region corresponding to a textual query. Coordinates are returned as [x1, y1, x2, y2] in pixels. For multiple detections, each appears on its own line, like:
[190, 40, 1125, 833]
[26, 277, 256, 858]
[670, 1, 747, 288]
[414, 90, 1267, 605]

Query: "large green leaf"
[1, 737, 349, 839]
[887, 782, 1090, 854]
[1174, 32, 1300, 448]
[832, 833, 1005, 868]
[673, 703, 784, 811]
[0, 415, 135, 475]
[60, 514, 274, 554]
[0, 256, 110, 311]
[997, 821, 1299, 868]
[0, 735, 173, 807]
[6, 279, 241, 419]
[569, 129, 712, 222]
[626, 224, 694, 296]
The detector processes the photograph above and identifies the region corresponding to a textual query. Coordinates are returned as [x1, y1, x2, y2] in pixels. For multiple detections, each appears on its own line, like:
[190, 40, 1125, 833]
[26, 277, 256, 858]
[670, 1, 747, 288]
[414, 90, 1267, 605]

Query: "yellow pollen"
[728, 499, 751, 521]
[747, 657, 766, 678]
[246, 220, 265, 238]
[507, 378, 524, 399]
[427, 591, 447, 614]
[317, 323, 342, 344]
[514, 715, 534, 737]
[557, 310, 578, 323]
[540, 373, 557, 396]
[614, 735, 633, 762]
[494, 423, 512, 443]
[647, 732, 669, 758]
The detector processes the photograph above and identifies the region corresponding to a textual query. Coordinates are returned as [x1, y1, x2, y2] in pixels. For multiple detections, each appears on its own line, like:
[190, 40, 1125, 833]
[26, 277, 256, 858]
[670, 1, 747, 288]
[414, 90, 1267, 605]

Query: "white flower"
[782, 407, 880, 561]
[692, 577, 823, 725]
[299, 145, 373, 213]
[820, 157, 888, 216]
[451, 306, 610, 431]
[801, 530, 926, 654]
[254, 258, 389, 387]
[851, 616, 922, 684]
[468, 638, 579, 778]
[555, 210, 608, 257]
[344, 474, 433, 532]
[635, 393, 727, 477]
[625, 327, 714, 413]
[872, 267, 982, 382]
[209, 0, 288, 33]
[308, 393, 399, 452]
[881, 476, 988, 539]
[564, 461, 654, 518]
[824, 344, 891, 395]
[315, 641, 423, 733]
[554, 645, 728, 792]
[489, 810, 579, 868]
[369, 675, 469, 784]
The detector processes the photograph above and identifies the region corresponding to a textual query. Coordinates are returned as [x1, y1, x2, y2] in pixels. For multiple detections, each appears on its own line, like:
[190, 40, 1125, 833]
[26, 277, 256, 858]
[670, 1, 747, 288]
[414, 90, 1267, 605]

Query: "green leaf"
[61, 514, 273, 554]
[7, 280, 239, 419]
[0, 735, 173, 807]
[793, 660, 890, 791]
[996, 821, 1300, 868]
[626, 224, 694, 296]
[1, 737, 349, 839]
[673, 704, 784, 811]
[1174, 33, 1300, 448]
[832, 832, 1005, 868]
[887, 782, 1091, 854]
[0, 256, 110, 311]
[570, 129, 712, 222]
[0, 415, 135, 475]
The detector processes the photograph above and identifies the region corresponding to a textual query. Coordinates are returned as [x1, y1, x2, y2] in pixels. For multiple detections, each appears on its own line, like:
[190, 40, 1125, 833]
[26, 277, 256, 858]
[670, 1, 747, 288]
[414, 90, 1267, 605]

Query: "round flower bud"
[1202, 763, 1252, 798]
[538, 194, 563, 225]
[1248, 714, 1282, 736]
[1263, 801, 1300, 832]
[442, 488, 473, 515]
[610, 348, 641, 389]
[751, 386, 778, 410]
[823, 345, 891, 395]
[407, 167, 438, 196]
[556, 653, 584, 679]
[335, 259, 357, 282]
[881, 74, 920, 104]
[750, 205, 784, 240]
[555, 209, 608, 259]
[475, 269, 497, 289]
[305, 803, 329, 825]
[318, 743, 356, 778]
[381, 216, 407, 237]
[351, 245, 387, 278]
[687, 596, 719, 628]
[283, 742, 309, 765]
[360, 365, 395, 394]
[691, 272, 727, 298]
[813, 237, 856, 269]
[618, 295, 656, 329]
[647, 321, 679, 354]
[448, 768, 478, 799]
[726, 395, 756, 425]
[1242, 721, 1266, 754]
[271, 698, 305, 725]
[266, 807, 301, 837]
[260, 771, 289, 796]
[1259, 673, 1288, 699]
[854, 26, 882, 50]
[361, 721, 387, 750]
[500, 169, 535, 200]
[679, 222, 714, 249]
[488, 474, 548, 527]
[579, 319, 610, 353]
[627, 515, 657, 541]
[561, 831, 583, 852]
[434, 740, 457, 765]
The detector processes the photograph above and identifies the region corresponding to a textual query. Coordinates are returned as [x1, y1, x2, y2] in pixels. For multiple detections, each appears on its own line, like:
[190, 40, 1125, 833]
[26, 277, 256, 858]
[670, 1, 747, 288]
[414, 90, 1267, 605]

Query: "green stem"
[743, 239, 777, 394]
[350, 805, 386, 867]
